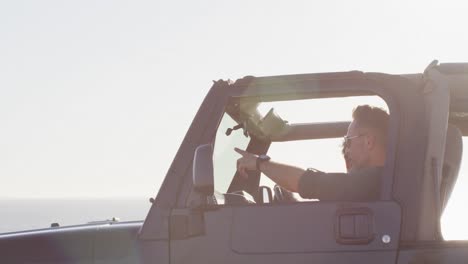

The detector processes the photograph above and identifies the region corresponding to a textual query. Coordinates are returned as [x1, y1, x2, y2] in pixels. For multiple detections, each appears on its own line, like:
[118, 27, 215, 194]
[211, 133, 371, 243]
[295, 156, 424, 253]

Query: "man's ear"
[365, 133, 377, 150]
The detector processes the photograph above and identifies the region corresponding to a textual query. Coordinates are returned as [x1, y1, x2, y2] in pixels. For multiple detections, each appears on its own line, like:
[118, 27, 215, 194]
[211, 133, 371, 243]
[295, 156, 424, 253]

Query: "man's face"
[344, 120, 371, 171]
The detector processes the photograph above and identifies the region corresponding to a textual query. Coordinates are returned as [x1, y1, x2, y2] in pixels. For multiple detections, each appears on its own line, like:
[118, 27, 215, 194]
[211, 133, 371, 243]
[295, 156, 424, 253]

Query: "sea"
[0, 198, 152, 234]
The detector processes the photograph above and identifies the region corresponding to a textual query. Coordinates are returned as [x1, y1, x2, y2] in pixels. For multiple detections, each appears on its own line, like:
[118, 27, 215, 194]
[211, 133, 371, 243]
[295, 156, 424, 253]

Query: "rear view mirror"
[193, 144, 214, 196]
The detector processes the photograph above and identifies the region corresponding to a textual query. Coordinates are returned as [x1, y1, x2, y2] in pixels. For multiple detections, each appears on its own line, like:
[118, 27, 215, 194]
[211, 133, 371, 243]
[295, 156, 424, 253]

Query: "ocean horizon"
[0, 198, 152, 234]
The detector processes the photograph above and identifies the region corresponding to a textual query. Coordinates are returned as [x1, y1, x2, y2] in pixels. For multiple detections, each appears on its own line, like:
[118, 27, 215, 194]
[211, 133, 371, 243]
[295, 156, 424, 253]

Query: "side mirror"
[193, 144, 214, 196]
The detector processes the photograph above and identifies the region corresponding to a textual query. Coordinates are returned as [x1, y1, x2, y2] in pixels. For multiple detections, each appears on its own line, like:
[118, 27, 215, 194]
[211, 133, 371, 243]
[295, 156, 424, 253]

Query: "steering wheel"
[273, 184, 297, 203]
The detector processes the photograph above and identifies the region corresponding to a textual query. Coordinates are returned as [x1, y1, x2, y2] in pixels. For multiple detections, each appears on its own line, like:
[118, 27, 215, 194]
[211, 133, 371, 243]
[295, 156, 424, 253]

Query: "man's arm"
[298, 167, 382, 200]
[234, 148, 305, 192]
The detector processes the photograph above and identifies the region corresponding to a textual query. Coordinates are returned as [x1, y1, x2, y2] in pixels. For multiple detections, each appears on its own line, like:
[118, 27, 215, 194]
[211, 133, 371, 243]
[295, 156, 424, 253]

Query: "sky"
[1, 0, 468, 200]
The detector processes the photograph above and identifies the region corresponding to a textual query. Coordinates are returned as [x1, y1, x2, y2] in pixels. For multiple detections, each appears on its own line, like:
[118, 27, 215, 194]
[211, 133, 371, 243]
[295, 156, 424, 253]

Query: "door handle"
[335, 207, 375, 245]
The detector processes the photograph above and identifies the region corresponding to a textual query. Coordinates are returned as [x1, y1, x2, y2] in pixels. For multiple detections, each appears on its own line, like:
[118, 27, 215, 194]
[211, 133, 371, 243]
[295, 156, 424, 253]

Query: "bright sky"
[1, 0, 468, 237]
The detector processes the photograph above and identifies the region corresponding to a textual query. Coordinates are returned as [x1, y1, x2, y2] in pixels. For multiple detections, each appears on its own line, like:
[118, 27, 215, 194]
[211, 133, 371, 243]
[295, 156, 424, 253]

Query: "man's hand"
[234, 148, 258, 178]
[235, 147, 304, 192]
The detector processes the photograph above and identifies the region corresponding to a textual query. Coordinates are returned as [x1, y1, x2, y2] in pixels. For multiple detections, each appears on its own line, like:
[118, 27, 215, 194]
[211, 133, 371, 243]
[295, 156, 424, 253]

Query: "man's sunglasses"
[342, 134, 366, 148]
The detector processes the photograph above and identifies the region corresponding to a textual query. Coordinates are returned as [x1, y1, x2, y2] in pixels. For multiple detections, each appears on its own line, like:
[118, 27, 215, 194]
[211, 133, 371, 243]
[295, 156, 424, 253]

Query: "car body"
[1, 61, 468, 263]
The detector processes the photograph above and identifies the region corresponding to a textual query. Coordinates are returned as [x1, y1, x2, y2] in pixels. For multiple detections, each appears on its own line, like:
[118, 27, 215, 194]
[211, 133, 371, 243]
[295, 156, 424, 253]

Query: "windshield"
[213, 113, 249, 193]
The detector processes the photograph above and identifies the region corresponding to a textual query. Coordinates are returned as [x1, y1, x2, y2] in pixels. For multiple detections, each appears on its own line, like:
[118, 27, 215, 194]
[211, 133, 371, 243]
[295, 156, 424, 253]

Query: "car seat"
[440, 123, 463, 212]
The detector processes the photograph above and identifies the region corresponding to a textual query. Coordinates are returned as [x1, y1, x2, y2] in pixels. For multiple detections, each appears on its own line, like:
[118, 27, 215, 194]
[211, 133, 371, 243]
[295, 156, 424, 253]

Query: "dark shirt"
[297, 166, 383, 201]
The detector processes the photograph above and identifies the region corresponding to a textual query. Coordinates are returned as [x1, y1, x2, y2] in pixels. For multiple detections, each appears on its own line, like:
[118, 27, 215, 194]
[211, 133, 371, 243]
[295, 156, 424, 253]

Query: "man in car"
[235, 104, 389, 201]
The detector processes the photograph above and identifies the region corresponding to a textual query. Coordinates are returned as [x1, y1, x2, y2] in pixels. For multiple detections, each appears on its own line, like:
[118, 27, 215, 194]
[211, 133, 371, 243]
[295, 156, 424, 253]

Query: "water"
[0, 198, 152, 234]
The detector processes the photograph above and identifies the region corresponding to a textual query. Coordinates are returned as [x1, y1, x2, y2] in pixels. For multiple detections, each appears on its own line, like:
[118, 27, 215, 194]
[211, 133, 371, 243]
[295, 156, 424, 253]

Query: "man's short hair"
[352, 105, 389, 146]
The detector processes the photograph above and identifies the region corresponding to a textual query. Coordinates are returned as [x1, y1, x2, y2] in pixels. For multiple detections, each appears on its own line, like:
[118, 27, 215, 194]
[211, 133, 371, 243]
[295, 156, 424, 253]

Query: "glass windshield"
[213, 113, 249, 193]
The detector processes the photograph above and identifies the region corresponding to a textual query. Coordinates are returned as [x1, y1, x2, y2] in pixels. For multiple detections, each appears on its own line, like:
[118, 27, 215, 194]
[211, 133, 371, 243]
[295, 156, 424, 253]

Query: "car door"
[169, 193, 400, 264]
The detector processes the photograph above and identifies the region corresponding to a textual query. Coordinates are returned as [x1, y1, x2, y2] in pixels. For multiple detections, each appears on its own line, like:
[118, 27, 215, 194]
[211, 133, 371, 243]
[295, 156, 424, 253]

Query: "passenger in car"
[235, 105, 389, 201]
